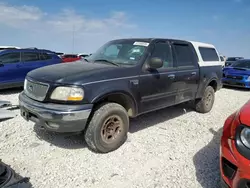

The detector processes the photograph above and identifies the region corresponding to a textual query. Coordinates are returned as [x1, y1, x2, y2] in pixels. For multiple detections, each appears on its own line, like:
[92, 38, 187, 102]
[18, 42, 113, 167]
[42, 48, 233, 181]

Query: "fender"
[196, 72, 219, 99]
[91, 87, 138, 116]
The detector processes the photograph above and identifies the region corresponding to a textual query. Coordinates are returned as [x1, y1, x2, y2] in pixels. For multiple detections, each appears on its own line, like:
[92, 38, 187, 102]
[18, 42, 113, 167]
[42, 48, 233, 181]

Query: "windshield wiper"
[94, 59, 119, 67]
[83, 58, 89, 62]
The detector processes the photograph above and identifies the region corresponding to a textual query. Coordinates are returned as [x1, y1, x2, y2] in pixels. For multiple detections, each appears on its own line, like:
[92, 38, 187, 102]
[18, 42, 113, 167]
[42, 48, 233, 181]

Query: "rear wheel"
[195, 86, 215, 113]
[84, 103, 129, 153]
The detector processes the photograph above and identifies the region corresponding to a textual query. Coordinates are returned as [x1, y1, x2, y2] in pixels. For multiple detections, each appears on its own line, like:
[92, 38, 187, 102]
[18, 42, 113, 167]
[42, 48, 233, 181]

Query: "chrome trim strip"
[82, 69, 199, 86]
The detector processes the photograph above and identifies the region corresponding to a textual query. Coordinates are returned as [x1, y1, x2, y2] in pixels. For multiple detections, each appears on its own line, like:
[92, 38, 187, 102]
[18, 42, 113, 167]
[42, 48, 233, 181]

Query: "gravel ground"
[0, 87, 249, 188]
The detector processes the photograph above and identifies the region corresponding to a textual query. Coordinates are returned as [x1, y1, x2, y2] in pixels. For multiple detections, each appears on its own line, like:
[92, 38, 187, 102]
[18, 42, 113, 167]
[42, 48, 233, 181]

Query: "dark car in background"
[0, 48, 62, 89]
[225, 57, 244, 67]
[222, 59, 250, 88]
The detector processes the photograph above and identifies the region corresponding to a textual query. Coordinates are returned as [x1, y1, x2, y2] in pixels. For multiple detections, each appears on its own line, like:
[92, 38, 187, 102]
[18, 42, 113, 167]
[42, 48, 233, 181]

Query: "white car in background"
[78, 53, 90, 58]
[220, 55, 226, 67]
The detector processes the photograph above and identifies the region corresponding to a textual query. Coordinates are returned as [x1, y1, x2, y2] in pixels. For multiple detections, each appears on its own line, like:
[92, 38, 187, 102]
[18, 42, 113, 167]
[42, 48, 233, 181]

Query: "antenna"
[72, 25, 75, 54]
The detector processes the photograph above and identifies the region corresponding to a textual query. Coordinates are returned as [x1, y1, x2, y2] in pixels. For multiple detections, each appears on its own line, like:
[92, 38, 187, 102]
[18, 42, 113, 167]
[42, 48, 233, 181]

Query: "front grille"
[226, 75, 243, 80]
[24, 79, 49, 101]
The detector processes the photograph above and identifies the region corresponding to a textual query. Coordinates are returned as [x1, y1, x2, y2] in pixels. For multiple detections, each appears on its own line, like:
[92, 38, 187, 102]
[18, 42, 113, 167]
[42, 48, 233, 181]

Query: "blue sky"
[0, 0, 249, 57]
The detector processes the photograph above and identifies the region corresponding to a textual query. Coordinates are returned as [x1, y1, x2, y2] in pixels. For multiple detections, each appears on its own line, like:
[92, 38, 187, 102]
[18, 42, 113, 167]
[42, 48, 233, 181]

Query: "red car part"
[61, 55, 81, 63]
[220, 100, 250, 188]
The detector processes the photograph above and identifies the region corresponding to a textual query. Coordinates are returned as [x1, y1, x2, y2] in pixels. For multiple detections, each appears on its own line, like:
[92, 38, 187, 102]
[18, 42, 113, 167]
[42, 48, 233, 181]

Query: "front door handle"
[168, 74, 175, 79]
[191, 72, 197, 75]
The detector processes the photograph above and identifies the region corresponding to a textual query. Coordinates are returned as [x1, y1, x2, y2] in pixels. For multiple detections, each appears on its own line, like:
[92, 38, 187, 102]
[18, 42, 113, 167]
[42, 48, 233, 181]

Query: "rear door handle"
[168, 74, 175, 79]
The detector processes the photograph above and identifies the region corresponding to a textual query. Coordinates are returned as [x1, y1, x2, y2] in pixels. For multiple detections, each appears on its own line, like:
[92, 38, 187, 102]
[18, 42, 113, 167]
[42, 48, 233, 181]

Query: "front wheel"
[84, 103, 129, 153]
[195, 86, 215, 113]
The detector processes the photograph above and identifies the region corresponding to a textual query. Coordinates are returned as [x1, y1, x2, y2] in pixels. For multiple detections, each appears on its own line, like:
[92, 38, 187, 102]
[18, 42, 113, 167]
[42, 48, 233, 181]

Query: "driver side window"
[151, 42, 173, 68]
[104, 45, 120, 57]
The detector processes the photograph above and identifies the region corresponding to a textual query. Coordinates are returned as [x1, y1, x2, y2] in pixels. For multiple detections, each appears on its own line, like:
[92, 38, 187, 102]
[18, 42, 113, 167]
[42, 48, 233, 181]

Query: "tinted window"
[80, 54, 89, 58]
[87, 40, 148, 65]
[173, 44, 194, 67]
[64, 55, 77, 58]
[40, 53, 52, 60]
[0, 52, 20, 64]
[22, 52, 39, 62]
[199, 47, 219, 62]
[151, 42, 173, 68]
[231, 61, 250, 69]
[227, 57, 243, 61]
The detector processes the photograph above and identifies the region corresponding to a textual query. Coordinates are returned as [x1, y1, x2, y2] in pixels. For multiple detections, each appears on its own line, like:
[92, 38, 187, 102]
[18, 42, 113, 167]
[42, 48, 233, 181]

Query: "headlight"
[50, 87, 84, 101]
[240, 127, 250, 149]
[24, 79, 27, 90]
[247, 76, 250, 81]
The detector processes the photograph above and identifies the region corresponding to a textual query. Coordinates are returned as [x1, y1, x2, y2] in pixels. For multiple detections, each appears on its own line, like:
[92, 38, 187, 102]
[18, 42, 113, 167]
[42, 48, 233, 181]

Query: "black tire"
[0, 161, 32, 188]
[195, 86, 215, 113]
[84, 103, 129, 153]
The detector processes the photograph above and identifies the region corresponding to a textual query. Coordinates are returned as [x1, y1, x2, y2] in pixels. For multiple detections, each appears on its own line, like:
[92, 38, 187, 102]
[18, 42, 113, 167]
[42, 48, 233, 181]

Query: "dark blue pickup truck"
[19, 38, 222, 153]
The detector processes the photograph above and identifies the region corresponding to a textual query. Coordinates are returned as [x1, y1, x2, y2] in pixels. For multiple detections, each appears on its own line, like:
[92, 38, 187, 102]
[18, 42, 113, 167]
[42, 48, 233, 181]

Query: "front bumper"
[19, 92, 93, 133]
[222, 78, 250, 88]
[220, 137, 250, 188]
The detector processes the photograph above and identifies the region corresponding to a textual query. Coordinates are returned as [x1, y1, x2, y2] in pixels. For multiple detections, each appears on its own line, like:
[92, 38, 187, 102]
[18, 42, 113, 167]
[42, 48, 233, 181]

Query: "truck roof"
[111, 38, 215, 47]
[109, 38, 222, 67]
[188, 41, 215, 49]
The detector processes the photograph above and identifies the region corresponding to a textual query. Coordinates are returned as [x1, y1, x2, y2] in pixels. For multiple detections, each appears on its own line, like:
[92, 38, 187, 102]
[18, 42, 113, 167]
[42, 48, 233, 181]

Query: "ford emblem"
[28, 85, 33, 92]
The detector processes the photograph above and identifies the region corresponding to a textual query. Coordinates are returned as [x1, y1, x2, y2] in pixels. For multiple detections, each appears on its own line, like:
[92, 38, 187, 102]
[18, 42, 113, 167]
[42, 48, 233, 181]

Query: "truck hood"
[224, 67, 250, 76]
[27, 61, 125, 85]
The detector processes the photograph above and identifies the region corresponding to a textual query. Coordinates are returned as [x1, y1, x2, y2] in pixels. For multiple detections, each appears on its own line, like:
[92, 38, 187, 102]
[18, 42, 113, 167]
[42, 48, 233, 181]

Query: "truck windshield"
[231, 61, 250, 69]
[87, 40, 149, 66]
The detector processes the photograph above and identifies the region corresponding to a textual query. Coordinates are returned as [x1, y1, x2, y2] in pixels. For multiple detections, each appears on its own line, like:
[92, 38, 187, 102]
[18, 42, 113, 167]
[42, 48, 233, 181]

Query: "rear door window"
[40, 53, 52, 60]
[22, 52, 40, 62]
[199, 47, 219, 62]
[173, 43, 196, 67]
[0, 52, 20, 64]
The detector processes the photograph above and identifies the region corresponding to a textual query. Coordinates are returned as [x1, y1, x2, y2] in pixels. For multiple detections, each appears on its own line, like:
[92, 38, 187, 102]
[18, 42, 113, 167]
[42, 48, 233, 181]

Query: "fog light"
[46, 122, 60, 129]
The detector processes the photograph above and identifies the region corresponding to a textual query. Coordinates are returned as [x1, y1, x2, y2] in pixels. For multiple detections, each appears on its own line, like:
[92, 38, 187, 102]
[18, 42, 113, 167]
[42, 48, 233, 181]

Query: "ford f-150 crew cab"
[19, 38, 222, 153]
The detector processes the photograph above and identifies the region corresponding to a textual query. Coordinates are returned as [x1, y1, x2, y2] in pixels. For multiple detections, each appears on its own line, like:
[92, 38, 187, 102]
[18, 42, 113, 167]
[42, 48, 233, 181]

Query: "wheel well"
[94, 93, 136, 117]
[208, 80, 217, 91]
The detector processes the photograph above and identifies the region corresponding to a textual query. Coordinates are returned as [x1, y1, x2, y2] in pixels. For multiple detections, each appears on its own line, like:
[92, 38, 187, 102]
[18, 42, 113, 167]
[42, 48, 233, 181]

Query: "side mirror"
[148, 57, 163, 69]
[0, 62, 4, 67]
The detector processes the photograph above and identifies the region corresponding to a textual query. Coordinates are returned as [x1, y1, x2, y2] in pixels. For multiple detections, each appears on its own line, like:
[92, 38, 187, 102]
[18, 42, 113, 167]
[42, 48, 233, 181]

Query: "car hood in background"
[223, 67, 250, 76]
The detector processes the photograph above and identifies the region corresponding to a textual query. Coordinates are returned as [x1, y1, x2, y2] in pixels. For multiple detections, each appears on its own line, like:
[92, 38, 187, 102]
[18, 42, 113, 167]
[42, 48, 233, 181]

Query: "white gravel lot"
[0, 87, 249, 188]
